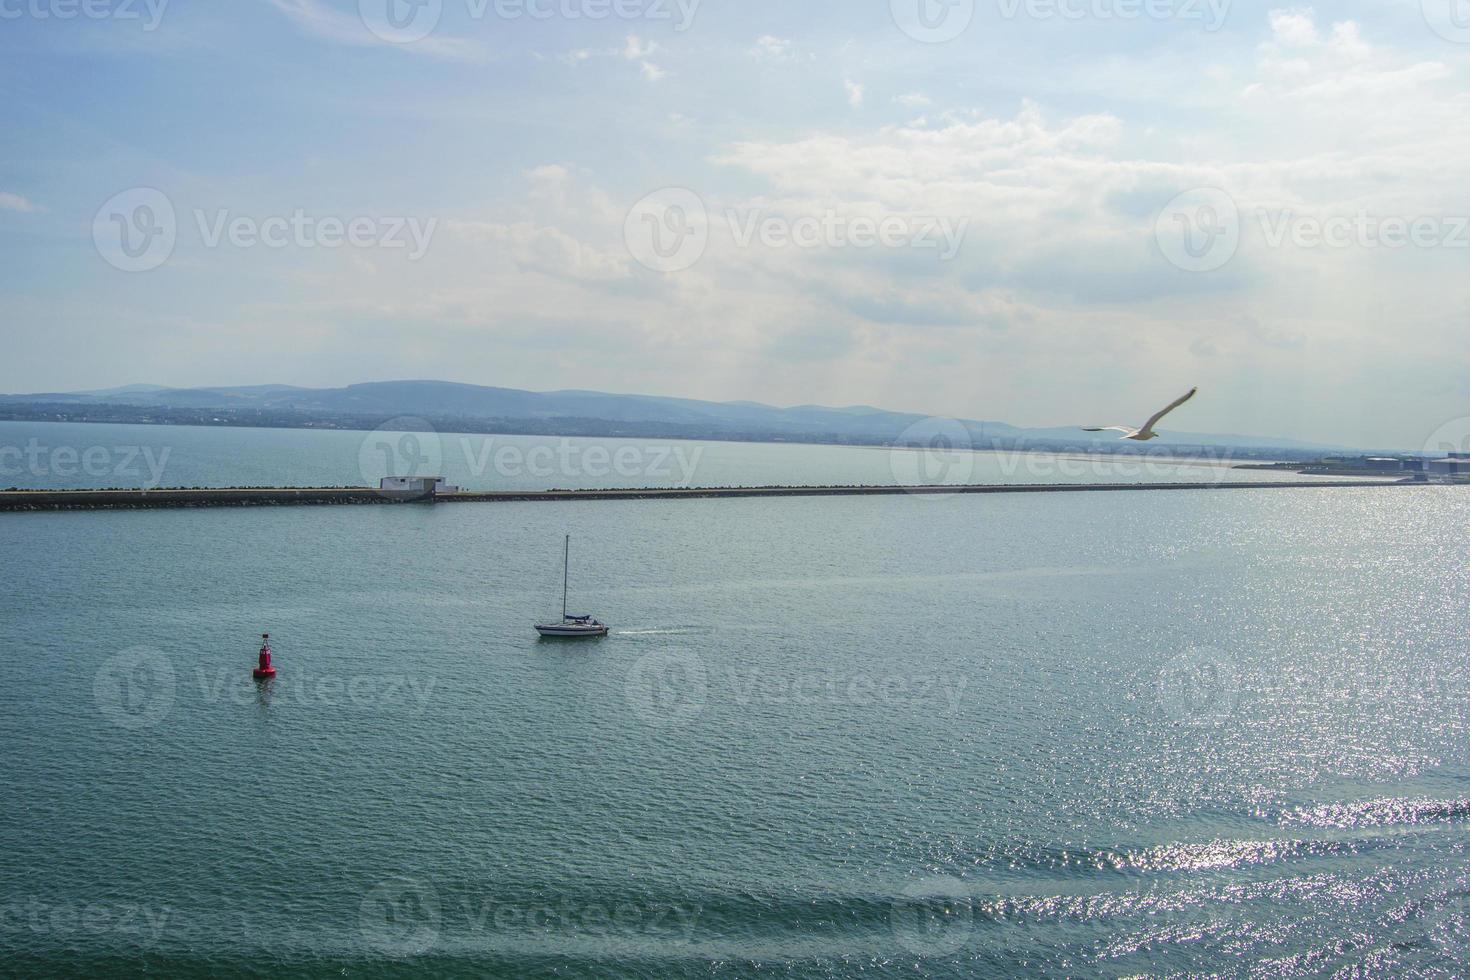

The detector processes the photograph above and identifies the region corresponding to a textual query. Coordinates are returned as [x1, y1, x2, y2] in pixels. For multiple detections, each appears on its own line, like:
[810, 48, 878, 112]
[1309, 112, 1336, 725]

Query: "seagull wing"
[1083, 426, 1137, 434]
[1137, 387, 1199, 437]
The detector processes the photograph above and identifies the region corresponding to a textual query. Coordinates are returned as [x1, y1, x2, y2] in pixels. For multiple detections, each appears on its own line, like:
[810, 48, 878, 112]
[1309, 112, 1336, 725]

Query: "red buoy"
[253, 633, 277, 680]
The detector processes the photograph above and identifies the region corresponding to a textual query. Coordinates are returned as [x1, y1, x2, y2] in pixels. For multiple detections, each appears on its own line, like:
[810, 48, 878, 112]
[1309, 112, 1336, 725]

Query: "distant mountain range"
[0, 379, 1355, 455]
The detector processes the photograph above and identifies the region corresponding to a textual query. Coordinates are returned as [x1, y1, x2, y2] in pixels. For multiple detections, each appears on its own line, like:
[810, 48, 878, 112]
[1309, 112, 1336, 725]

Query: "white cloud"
[619, 35, 667, 80]
[0, 192, 39, 213]
[526, 164, 570, 182]
[1328, 21, 1371, 62]
[1265, 9, 1371, 61]
[895, 93, 932, 108]
[560, 33, 667, 80]
[448, 220, 630, 282]
[845, 78, 865, 108]
[1246, 6, 1455, 152]
[623, 34, 659, 60]
[750, 35, 793, 61]
[715, 102, 1124, 210]
[1268, 8, 1320, 47]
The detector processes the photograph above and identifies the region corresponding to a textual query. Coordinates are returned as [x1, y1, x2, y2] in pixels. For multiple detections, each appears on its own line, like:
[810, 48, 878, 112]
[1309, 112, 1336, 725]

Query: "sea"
[2, 420, 1468, 977]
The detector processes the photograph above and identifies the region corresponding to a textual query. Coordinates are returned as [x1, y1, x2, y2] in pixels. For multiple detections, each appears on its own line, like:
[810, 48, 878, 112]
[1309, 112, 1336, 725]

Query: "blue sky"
[2, 0, 1468, 447]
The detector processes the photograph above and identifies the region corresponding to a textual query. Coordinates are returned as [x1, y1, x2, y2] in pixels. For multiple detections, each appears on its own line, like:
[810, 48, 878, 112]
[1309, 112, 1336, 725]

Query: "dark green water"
[4, 475, 1469, 976]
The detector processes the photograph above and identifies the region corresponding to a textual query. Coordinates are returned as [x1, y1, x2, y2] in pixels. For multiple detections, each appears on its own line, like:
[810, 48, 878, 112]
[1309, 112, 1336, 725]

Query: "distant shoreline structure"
[0, 480, 1421, 513]
[0, 403, 1365, 464]
[0, 374, 1377, 460]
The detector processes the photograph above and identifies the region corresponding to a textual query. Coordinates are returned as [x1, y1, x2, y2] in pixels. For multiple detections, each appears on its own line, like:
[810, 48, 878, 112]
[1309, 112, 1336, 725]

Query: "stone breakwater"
[0, 480, 1418, 512]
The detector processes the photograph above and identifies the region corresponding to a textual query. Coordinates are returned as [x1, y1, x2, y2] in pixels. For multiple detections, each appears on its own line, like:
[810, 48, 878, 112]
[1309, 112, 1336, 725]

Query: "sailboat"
[535, 534, 609, 638]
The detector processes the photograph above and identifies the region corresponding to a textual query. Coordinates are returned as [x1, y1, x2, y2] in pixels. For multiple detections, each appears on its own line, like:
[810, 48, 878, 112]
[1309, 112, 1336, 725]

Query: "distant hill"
[0, 379, 1355, 455]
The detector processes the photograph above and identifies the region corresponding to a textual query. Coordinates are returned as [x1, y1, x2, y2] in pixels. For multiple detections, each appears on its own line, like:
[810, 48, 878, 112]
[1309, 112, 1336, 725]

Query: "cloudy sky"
[2, 0, 1468, 447]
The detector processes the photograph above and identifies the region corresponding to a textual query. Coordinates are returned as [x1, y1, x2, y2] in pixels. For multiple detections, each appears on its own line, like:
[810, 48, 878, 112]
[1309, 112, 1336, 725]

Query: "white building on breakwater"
[379, 476, 460, 495]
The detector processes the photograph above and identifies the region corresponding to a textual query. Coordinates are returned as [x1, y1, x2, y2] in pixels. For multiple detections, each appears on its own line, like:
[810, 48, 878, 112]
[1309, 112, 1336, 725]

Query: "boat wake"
[615, 627, 709, 637]
[1270, 797, 1470, 830]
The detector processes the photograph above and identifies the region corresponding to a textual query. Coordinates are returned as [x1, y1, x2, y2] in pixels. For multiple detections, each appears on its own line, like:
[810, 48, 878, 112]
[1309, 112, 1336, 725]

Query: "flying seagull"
[1084, 387, 1199, 442]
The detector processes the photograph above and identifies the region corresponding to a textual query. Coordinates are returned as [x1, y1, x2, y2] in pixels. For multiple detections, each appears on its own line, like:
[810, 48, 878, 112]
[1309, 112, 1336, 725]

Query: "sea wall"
[0, 480, 1416, 512]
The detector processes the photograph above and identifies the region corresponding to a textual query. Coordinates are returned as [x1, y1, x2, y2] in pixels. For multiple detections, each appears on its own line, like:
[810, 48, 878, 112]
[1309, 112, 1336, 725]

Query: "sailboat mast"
[562, 534, 570, 621]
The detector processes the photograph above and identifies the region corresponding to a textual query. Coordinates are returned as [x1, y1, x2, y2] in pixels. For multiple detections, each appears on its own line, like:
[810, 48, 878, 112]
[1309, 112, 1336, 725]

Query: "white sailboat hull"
[535, 621, 609, 638]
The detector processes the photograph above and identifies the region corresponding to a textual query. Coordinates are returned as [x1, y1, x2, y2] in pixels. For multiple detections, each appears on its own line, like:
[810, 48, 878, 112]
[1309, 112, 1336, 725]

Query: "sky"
[1, 0, 1468, 448]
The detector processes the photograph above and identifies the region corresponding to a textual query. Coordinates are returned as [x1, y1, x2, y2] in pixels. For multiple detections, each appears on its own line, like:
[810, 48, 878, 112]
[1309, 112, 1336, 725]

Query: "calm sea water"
[3, 425, 1467, 977]
[0, 419, 1324, 492]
